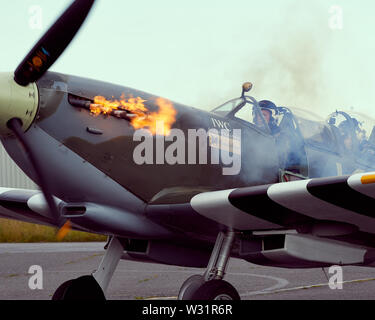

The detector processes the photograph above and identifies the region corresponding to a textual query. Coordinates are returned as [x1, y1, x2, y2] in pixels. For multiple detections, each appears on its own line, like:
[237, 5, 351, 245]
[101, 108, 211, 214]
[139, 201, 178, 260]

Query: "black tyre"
[51, 279, 74, 300]
[52, 275, 106, 300]
[178, 274, 205, 300]
[190, 279, 240, 300]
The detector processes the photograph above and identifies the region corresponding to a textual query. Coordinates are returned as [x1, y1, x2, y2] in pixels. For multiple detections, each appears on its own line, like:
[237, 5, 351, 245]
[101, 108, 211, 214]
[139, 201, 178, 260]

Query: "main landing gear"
[52, 231, 240, 300]
[178, 230, 240, 300]
[52, 237, 123, 300]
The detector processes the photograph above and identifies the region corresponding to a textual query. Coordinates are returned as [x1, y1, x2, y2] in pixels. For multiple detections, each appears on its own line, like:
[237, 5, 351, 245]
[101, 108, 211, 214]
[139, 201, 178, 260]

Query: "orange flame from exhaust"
[89, 95, 176, 135]
[56, 220, 71, 241]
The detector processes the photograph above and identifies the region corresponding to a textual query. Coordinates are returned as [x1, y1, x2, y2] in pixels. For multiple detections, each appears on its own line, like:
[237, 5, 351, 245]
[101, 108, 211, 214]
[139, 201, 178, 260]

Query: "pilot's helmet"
[258, 100, 277, 110]
[258, 100, 277, 124]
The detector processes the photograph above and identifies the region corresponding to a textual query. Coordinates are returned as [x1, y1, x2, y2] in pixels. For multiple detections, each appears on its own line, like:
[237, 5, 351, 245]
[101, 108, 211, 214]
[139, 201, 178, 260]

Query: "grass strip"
[0, 218, 106, 242]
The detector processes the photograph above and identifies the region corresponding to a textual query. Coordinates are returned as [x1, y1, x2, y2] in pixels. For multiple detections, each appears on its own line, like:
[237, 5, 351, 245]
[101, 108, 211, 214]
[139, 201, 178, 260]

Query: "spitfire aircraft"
[3, 0, 375, 300]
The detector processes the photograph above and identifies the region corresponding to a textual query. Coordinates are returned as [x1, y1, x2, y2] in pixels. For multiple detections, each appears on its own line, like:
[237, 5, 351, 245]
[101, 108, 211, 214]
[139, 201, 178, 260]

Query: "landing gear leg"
[178, 230, 240, 300]
[92, 236, 124, 293]
[52, 237, 124, 300]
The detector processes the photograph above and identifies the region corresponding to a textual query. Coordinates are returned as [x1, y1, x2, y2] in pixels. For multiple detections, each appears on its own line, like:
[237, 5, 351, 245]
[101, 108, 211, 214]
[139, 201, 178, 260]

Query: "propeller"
[7, 118, 61, 225]
[14, 0, 95, 86]
[3, 0, 95, 238]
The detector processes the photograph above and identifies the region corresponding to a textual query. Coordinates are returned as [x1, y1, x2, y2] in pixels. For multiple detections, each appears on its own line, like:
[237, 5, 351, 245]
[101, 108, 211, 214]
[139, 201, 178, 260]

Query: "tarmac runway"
[1, 242, 375, 300]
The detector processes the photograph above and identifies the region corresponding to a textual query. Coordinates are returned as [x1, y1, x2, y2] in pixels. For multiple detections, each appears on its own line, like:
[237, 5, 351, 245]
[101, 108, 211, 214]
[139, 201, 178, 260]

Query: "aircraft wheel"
[190, 279, 241, 300]
[178, 274, 205, 300]
[52, 275, 106, 300]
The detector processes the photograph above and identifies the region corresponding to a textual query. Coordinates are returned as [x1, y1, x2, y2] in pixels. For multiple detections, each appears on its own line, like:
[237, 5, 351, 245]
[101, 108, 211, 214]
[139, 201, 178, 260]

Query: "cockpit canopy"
[212, 95, 358, 156]
[210, 82, 297, 136]
[211, 87, 375, 173]
[211, 96, 270, 133]
[326, 110, 375, 157]
[211, 96, 300, 136]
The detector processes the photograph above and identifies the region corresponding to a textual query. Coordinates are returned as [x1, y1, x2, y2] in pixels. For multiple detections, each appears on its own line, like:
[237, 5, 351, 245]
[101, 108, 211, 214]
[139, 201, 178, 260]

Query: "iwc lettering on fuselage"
[211, 118, 231, 130]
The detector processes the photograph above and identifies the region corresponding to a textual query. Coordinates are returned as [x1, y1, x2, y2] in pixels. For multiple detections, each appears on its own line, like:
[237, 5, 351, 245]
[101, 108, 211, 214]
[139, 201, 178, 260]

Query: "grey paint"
[0, 125, 154, 238]
[1, 125, 145, 214]
[64, 202, 173, 239]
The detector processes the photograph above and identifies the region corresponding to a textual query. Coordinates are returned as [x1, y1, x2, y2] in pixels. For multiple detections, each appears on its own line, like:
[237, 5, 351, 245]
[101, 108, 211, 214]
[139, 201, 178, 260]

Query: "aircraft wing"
[0, 187, 61, 227]
[191, 172, 375, 234]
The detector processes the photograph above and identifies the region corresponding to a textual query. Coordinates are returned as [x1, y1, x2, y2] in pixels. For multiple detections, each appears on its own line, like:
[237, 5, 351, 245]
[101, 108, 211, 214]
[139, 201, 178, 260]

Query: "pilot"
[257, 100, 302, 173]
[338, 120, 354, 152]
[256, 100, 280, 135]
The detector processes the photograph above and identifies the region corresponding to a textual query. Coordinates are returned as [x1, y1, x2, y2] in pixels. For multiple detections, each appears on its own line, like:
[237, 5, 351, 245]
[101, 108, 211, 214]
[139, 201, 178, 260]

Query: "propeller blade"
[14, 0, 95, 86]
[7, 118, 61, 226]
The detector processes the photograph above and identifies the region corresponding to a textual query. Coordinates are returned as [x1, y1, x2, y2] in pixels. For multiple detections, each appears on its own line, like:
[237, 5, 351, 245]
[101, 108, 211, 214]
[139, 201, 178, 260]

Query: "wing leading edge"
[191, 172, 375, 234]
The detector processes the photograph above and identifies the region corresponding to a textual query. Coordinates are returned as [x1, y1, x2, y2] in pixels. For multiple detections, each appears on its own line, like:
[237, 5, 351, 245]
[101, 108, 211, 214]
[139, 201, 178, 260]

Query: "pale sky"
[2, 0, 375, 119]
